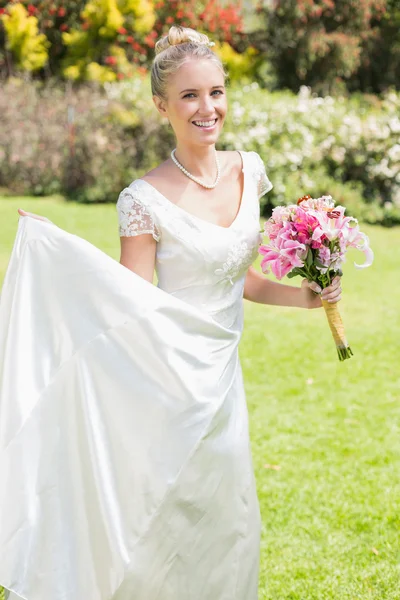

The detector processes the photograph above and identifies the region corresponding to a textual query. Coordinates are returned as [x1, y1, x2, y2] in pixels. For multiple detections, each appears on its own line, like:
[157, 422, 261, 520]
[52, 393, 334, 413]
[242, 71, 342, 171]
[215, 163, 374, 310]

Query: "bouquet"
[259, 195, 374, 361]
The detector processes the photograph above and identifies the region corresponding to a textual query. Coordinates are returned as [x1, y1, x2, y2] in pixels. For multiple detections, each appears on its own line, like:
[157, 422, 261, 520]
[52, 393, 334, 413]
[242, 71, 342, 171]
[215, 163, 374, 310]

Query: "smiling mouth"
[192, 118, 218, 128]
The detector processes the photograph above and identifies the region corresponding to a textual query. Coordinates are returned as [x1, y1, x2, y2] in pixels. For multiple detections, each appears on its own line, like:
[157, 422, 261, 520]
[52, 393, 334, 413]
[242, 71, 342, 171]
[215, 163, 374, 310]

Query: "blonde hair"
[151, 25, 227, 100]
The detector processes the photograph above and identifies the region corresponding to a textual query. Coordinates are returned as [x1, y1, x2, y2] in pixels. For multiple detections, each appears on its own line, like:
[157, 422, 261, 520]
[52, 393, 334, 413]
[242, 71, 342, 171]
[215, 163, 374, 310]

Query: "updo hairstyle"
[151, 25, 228, 100]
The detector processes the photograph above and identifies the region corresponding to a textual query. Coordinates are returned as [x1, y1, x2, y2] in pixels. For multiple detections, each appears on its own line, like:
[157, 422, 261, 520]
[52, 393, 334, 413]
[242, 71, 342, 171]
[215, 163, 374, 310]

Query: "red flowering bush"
[153, 0, 244, 48]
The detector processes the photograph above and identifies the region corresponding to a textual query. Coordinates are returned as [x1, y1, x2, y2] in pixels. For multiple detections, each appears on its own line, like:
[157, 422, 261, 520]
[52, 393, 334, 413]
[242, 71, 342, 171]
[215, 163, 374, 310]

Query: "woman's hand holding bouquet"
[300, 274, 342, 309]
[259, 195, 374, 361]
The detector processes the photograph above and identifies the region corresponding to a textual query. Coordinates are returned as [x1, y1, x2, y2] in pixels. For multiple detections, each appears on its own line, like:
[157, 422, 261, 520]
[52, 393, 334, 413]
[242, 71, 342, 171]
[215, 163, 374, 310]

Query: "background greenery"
[1, 0, 399, 92]
[0, 198, 399, 599]
[0, 0, 399, 223]
[1, 78, 400, 225]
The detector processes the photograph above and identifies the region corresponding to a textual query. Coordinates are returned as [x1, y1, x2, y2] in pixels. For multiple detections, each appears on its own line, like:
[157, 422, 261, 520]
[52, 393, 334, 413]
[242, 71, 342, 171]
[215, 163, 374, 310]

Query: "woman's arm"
[119, 234, 157, 283]
[243, 266, 342, 309]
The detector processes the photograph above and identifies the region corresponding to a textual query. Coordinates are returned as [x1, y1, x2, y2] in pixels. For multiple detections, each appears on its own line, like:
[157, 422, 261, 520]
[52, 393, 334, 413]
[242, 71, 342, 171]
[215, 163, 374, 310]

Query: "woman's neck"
[173, 143, 217, 180]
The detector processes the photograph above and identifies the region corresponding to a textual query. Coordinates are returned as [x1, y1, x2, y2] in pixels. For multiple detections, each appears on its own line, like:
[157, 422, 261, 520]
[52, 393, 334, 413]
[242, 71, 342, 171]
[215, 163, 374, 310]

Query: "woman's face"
[154, 58, 227, 147]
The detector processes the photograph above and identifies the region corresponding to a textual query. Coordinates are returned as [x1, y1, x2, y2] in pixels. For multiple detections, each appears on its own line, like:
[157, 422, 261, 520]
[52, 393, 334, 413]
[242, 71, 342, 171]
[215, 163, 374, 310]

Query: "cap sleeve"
[252, 152, 273, 199]
[116, 185, 161, 242]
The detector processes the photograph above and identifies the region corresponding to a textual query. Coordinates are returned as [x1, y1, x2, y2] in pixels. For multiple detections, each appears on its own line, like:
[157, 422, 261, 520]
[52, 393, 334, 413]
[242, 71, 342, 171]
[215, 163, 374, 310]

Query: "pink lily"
[259, 245, 293, 279]
[343, 227, 374, 269]
[259, 237, 307, 280]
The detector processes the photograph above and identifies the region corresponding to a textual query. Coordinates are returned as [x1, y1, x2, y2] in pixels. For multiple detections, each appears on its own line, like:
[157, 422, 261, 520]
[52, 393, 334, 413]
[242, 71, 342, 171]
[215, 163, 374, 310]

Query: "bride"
[0, 25, 341, 600]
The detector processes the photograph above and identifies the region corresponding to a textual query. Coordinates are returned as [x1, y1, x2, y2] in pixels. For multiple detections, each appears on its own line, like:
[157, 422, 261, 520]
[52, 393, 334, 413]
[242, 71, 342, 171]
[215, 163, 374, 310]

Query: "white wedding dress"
[0, 150, 272, 600]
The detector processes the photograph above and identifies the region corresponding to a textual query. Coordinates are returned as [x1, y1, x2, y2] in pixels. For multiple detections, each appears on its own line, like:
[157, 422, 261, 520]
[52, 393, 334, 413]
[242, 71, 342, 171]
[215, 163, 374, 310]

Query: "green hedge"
[1, 78, 399, 225]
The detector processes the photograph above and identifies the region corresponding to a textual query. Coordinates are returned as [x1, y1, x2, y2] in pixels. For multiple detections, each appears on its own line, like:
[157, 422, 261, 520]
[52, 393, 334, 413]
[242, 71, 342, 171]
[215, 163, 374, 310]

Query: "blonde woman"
[0, 26, 341, 600]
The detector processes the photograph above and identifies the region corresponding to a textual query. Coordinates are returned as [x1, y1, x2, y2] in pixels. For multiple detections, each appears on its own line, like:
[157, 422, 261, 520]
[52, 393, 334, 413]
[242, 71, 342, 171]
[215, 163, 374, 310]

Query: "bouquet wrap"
[321, 299, 353, 361]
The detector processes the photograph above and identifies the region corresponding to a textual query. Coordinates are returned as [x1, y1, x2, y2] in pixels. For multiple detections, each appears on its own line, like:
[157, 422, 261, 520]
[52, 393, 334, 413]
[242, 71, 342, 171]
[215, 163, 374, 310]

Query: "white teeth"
[193, 119, 217, 127]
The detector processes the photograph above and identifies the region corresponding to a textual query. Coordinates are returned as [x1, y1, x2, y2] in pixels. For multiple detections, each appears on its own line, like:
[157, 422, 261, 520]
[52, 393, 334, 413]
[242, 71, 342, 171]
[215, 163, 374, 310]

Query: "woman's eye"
[183, 90, 224, 99]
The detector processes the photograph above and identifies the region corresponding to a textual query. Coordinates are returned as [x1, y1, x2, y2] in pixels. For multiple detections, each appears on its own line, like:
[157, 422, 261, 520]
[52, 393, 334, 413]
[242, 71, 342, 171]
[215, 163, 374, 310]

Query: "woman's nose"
[198, 95, 215, 115]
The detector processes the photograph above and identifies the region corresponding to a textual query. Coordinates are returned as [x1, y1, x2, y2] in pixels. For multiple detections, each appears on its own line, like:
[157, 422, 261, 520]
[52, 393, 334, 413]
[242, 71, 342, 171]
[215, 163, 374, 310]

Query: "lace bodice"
[116, 150, 272, 330]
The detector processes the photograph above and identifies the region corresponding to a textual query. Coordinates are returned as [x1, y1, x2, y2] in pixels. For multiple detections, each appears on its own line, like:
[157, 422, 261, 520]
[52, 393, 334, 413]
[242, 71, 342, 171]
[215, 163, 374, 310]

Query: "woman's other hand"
[302, 276, 342, 309]
[18, 209, 52, 223]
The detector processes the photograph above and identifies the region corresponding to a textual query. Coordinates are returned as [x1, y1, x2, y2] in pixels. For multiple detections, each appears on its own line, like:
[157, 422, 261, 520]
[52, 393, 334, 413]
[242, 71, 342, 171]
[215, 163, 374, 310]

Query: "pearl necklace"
[170, 148, 221, 190]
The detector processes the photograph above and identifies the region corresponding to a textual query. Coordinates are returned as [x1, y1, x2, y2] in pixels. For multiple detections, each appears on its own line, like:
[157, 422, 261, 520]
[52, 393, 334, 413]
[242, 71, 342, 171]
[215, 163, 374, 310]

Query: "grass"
[1, 196, 400, 599]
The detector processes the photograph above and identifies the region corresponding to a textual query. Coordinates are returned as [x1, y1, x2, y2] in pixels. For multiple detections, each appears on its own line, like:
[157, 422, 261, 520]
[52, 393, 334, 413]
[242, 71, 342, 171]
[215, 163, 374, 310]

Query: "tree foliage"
[355, 0, 400, 92]
[250, 0, 397, 94]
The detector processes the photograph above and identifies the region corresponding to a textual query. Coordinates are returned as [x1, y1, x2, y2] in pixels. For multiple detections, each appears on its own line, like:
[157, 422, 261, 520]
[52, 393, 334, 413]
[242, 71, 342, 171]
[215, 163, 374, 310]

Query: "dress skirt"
[0, 218, 261, 600]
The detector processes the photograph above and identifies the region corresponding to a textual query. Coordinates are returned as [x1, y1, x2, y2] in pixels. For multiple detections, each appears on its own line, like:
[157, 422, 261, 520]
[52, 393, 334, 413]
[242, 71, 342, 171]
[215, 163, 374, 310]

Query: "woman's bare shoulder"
[218, 149, 244, 177]
[138, 159, 180, 202]
[140, 159, 172, 184]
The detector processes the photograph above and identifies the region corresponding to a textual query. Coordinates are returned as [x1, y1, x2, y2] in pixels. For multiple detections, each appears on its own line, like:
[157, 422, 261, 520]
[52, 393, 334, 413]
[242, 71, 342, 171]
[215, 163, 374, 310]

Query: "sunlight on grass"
[1, 196, 399, 599]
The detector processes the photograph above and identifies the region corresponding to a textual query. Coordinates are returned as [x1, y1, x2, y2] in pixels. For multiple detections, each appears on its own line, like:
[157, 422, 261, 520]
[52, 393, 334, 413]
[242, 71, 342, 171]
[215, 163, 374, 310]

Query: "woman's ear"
[153, 95, 168, 118]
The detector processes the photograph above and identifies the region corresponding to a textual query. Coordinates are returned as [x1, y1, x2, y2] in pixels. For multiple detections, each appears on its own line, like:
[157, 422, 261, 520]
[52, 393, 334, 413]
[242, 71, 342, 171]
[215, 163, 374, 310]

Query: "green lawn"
[1, 196, 399, 599]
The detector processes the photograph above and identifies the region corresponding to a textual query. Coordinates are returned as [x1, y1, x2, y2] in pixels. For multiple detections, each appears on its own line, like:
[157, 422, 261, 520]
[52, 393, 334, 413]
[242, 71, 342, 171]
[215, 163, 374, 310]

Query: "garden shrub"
[250, 0, 389, 94]
[0, 0, 248, 82]
[222, 84, 400, 225]
[61, 0, 156, 82]
[0, 78, 173, 201]
[1, 3, 49, 71]
[0, 78, 399, 225]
